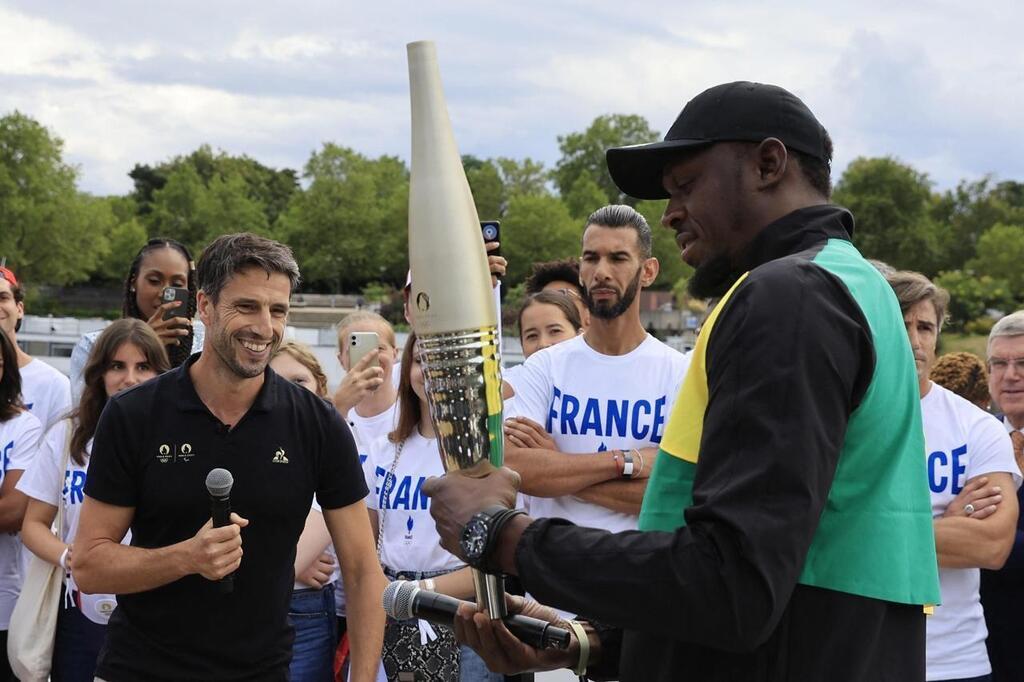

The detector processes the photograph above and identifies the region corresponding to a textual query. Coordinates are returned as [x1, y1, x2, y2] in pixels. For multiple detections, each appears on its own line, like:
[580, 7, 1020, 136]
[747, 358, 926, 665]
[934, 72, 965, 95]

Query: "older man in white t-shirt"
[504, 206, 690, 538]
[888, 270, 1020, 682]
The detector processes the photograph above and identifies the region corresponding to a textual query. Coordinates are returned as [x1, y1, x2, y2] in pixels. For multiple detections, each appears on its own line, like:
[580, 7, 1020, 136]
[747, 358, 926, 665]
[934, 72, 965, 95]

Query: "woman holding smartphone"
[69, 238, 203, 397]
[18, 319, 169, 681]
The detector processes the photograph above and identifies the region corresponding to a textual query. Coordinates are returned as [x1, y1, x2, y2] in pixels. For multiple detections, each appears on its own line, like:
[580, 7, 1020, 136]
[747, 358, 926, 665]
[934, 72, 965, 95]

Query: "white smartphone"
[349, 331, 380, 369]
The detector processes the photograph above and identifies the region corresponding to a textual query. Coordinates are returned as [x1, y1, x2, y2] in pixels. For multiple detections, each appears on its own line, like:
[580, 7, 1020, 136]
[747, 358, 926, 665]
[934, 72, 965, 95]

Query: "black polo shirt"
[84, 353, 367, 682]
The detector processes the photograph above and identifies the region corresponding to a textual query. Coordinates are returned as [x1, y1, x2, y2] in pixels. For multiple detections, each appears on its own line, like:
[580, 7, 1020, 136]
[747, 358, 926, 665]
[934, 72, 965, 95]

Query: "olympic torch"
[406, 41, 507, 619]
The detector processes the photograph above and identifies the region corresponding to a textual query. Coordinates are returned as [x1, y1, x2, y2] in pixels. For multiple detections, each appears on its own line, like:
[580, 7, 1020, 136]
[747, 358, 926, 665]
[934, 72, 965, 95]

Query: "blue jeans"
[288, 584, 338, 682]
[459, 644, 503, 682]
[52, 587, 108, 682]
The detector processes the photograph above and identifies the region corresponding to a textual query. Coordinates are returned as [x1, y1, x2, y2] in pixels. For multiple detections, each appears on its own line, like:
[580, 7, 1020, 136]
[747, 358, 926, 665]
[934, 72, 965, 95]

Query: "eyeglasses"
[987, 357, 1024, 374]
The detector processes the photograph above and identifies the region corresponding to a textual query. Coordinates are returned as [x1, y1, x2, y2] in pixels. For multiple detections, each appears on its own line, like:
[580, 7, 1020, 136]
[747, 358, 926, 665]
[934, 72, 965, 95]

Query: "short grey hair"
[584, 204, 653, 258]
[988, 310, 1024, 357]
[197, 233, 300, 302]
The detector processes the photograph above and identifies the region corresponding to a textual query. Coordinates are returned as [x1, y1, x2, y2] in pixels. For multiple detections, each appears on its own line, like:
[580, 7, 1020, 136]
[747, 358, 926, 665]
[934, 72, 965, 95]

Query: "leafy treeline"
[1, 111, 1021, 330]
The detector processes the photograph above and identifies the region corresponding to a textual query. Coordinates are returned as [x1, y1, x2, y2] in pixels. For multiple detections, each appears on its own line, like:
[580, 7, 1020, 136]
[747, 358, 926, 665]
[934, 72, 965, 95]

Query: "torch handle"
[473, 569, 508, 619]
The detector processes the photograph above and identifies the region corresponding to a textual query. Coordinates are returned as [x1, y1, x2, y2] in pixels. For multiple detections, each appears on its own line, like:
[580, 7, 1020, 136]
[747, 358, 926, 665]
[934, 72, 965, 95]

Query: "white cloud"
[0, 0, 1021, 196]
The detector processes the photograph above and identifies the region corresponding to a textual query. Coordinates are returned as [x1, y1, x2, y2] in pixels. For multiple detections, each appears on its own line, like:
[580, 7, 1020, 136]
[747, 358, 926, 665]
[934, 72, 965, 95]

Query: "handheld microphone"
[205, 468, 234, 594]
[383, 580, 570, 650]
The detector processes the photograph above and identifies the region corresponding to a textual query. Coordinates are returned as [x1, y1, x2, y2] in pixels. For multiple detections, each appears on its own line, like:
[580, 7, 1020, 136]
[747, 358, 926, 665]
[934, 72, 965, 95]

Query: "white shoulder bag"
[8, 418, 73, 682]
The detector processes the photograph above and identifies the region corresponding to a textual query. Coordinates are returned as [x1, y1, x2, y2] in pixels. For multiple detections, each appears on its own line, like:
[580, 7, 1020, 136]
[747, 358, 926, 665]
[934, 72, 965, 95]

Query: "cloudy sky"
[2, 0, 1021, 196]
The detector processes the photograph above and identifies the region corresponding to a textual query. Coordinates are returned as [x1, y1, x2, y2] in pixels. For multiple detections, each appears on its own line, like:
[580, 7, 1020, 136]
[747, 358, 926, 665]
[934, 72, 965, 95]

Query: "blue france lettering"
[560, 394, 580, 435]
[373, 466, 429, 510]
[68, 470, 86, 504]
[545, 387, 669, 444]
[928, 444, 967, 494]
[580, 399, 602, 435]
[546, 386, 561, 433]
[1, 440, 11, 479]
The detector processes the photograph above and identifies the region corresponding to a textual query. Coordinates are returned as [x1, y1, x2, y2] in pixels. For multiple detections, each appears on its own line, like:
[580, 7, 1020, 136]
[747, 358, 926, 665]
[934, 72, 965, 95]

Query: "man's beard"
[688, 252, 744, 299]
[584, 267, 642, 320]
[210, 323, 278, 379]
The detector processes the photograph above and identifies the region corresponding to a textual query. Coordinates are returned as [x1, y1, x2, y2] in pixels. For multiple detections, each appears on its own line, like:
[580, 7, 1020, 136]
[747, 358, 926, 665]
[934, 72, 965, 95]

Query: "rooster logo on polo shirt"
[272, 447, 289, 464]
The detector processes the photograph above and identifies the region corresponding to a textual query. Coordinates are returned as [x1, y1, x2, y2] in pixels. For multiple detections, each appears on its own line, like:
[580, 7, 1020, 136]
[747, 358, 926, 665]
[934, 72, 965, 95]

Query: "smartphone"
[481, 220, 500, 258]
[161, 287, 190, 322]
[349, 332, 380, 369]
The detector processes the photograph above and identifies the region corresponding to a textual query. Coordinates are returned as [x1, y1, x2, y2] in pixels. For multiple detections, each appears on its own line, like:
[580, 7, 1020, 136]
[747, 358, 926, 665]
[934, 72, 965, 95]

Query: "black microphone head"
[205, 468, 233, 497]
[383, 580, 418, 620]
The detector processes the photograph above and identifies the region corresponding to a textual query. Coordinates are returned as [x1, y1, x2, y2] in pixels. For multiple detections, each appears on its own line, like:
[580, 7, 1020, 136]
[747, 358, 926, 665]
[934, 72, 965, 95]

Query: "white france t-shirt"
[17, 419, 126, 625]
[0, 410, 43, 629]
[505, 334, 689, 534]
[922, 382, 1022, 681]
[363, 429, 464, 575]
[20, 358, 72, 430]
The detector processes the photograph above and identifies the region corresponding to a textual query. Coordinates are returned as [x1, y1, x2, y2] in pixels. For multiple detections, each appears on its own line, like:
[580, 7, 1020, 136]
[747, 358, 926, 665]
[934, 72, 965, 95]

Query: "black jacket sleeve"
[515, 260, 875, 654]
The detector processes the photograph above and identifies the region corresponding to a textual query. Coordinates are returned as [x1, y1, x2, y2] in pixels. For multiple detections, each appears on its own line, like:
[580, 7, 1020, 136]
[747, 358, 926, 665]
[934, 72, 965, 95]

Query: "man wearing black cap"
[422, 81, 942, 681]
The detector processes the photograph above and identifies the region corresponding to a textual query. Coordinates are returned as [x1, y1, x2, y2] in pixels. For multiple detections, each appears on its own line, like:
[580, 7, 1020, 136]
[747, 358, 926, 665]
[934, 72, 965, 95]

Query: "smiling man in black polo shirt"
[74, 233, 386, 682]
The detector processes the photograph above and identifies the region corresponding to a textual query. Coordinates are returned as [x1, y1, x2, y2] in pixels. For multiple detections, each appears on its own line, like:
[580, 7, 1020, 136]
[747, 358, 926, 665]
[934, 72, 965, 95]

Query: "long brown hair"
[70, 319, 170, 465]
[388, 333, 422, 444]
[0, 331, 24, 422]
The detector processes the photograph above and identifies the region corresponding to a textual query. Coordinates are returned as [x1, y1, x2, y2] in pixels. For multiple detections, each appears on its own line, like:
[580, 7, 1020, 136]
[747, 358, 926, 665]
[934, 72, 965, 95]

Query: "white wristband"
[567, 620, 589, 677]
[58, 547, 69, 571]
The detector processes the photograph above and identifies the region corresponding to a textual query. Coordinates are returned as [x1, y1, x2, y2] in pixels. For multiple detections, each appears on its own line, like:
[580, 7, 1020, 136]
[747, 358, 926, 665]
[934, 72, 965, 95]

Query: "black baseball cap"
[606, 81, 829, 200]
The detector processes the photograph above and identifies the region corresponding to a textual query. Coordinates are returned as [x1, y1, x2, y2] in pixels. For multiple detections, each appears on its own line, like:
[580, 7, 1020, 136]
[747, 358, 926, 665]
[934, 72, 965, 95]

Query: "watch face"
[461, 516, 490, 563]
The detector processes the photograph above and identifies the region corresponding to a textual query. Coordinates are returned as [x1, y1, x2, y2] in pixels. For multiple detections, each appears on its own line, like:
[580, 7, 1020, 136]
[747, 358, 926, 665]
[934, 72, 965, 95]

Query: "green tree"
[94, 196, 148, 281]
[130, 144, 298, 228]
[553, 114, 659, 205]
[0, 111, 109, 284]
[496, 157, 549, 199]
[463, 156, 504, 220]
[563, 176, 607, 220]
[968, 223, 1024, 295]
[143, 165, 270, 255]
[935, 269, 1015, 332]
[635, 199, 692, 289]
[930, 177, 1024, 272]
[501, 194, 579, 284]
[277, 144, 408, 292]
[833, 157, 940, 275]
[144, 164, 209, 250]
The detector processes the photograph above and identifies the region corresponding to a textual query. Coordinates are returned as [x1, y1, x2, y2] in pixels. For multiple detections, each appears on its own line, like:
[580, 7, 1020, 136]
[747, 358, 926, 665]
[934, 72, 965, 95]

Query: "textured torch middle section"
[416, 329, 504, 471]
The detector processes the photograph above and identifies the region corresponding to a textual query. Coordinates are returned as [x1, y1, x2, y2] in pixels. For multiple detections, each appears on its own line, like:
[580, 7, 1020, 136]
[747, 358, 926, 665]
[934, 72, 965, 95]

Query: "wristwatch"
[460, 505, 526, 573]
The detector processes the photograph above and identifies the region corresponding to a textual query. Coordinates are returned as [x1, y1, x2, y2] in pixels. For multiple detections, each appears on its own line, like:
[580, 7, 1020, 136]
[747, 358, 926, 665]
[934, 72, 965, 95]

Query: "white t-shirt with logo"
[505, 334, 689, 534]
[363, 429, 464, 575]
[921, 382, 1022, 681]
[0, 410, 43, 628]
[20, 358, 72, 430]
[17, 419, 124, 625]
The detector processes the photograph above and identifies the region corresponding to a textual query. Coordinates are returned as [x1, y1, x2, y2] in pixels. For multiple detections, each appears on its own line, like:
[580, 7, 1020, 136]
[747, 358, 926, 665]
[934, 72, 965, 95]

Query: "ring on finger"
[964, 503, 976, 515]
